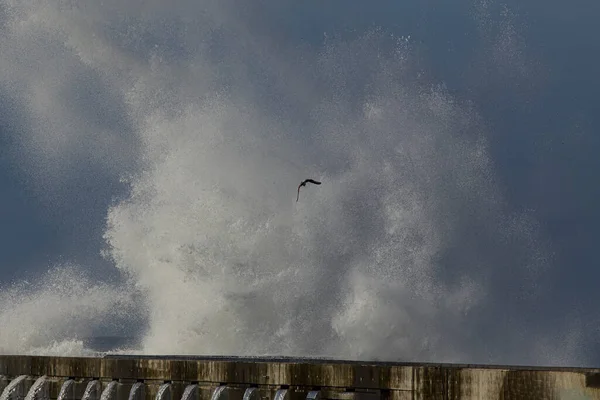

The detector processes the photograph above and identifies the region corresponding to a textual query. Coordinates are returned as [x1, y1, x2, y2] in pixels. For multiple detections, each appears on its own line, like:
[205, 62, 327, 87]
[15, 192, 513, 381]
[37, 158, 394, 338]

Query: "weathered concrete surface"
[0, 356, 599, 400]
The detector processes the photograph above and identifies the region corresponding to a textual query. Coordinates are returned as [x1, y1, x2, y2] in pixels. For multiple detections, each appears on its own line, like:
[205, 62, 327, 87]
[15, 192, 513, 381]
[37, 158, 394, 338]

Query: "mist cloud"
[0, 264, 138, 356]
[0, 0, 590, 365]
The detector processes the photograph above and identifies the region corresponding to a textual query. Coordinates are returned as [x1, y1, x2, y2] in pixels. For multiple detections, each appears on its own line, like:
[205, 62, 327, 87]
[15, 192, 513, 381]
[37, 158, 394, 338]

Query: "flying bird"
[297, 178, 321, 202]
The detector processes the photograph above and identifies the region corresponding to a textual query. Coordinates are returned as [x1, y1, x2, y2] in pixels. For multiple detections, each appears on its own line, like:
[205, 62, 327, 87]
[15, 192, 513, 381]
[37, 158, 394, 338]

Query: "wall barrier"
[0, 355, 599, 400]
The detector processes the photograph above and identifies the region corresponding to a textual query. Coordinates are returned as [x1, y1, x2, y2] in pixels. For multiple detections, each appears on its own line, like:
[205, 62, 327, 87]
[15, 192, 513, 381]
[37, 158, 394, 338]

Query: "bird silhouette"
[297, 178, 321, 202]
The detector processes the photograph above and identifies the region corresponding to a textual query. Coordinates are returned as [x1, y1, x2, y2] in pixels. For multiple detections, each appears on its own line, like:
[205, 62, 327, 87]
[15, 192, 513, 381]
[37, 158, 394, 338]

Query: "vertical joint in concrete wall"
[155, 384, 171, 400]
[0, 375, 28, 400]
[82, 381, 102, 400]
[24, 376, 49, 400]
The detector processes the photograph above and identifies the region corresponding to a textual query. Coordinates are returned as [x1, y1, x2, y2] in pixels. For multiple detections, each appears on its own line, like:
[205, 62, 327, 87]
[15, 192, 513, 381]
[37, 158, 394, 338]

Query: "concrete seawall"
[0, 355, 599, 400]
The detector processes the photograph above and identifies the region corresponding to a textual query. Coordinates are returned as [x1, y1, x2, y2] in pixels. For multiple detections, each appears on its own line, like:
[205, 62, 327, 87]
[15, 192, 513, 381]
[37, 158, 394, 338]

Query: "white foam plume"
[0, 0, 579, 365]
[0, 265, 137, 355]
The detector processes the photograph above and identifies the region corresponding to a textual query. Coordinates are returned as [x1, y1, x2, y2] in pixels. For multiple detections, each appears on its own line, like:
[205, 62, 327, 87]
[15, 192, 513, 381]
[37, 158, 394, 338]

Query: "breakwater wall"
[0, 355, 599, 400]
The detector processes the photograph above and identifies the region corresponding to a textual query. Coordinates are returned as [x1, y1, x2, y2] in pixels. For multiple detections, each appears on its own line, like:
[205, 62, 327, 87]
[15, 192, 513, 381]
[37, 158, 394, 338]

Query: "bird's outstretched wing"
[297, 178, 321, 202]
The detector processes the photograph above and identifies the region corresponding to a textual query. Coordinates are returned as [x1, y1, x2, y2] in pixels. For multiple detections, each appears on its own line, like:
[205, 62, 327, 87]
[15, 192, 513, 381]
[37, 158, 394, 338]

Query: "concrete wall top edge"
[97, 355, 600, 372]
[1, 355, 599, 371]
